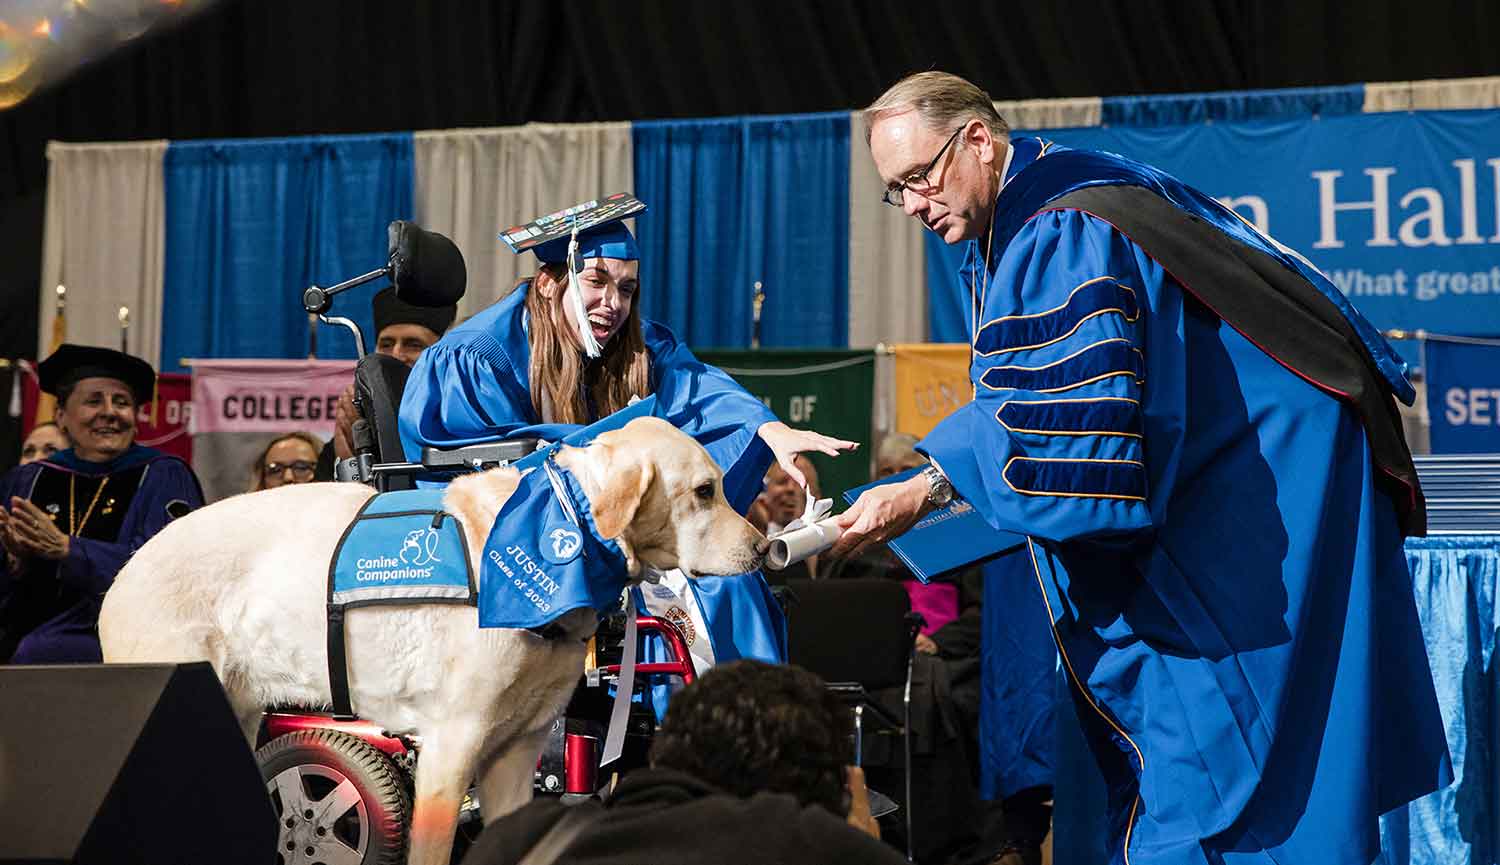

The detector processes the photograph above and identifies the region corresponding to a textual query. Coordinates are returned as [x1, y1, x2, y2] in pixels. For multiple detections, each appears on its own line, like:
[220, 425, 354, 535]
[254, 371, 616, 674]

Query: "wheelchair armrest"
[420, 438, 540, 471]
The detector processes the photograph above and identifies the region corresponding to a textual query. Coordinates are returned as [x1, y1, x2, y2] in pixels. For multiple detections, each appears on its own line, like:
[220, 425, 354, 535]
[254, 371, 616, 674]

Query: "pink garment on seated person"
[903, 580, 959, 635]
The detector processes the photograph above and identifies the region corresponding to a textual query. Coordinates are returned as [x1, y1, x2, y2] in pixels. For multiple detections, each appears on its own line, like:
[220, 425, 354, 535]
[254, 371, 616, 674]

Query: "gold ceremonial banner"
[892, 343, 971, 438]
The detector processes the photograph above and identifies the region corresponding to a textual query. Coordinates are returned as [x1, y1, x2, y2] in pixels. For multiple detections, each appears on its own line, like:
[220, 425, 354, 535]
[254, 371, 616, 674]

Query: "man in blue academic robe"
[0, 345, 204, 664]
[399, 211, 848, 668]
[833, 72, 1450, 865]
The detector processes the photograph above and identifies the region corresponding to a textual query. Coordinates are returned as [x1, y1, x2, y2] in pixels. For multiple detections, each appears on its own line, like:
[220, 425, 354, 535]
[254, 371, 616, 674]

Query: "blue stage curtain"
[924, 230, 971, 344]
[161, 134, 414, 371]
[1381, 535, 1500, 865]
[632, 113, 848, 349]
[1099, 83, 1365, 127]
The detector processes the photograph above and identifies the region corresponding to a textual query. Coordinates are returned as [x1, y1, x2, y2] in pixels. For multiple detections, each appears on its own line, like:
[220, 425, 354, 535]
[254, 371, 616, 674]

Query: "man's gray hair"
[863, 71, 1009, 146]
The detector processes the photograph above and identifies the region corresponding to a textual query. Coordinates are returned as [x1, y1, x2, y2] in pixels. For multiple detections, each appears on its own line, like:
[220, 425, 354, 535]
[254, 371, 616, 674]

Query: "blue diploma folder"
[842, 468, 1026, 582]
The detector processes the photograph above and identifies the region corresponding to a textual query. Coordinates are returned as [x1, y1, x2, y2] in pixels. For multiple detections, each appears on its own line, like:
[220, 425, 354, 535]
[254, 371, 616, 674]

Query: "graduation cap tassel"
[566, 218, 604, 359]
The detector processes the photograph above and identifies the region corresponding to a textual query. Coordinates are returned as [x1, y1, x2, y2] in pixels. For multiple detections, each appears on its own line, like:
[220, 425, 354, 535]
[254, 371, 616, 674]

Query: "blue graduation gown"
[398, 283, 786, 666]
[0, 445, 203, 663]
[920, 138, 1450, 865]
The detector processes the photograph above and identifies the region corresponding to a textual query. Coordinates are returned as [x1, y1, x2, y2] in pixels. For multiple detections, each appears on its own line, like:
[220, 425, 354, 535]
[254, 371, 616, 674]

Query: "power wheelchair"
[255, 221, 697, 865]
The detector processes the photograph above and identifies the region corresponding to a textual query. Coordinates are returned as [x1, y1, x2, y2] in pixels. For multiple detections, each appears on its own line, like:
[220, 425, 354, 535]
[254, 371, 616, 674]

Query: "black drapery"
[2, 0, 1498, 365]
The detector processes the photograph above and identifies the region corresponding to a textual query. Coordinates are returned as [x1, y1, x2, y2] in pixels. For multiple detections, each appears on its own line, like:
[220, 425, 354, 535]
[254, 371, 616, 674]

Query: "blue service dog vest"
[330, 489, 476, 605]
[478, 453, 629, 630]
[325, 488, 475, 716]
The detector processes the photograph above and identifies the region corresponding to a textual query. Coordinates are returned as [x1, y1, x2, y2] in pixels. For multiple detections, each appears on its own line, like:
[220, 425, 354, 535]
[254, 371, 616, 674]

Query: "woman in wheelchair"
[398, 202, 853, 670]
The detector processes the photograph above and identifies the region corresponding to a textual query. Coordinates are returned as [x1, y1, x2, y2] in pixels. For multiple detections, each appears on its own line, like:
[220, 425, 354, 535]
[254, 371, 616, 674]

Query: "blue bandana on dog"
[478, 453, 629, 629]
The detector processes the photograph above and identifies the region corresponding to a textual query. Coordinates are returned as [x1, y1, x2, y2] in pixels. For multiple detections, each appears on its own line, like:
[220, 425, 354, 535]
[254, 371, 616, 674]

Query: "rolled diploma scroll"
[766, 518, 843, 570]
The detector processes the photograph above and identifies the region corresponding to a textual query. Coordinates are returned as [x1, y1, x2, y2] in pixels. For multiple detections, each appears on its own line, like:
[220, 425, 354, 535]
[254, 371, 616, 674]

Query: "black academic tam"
[38, 344, 157, 405]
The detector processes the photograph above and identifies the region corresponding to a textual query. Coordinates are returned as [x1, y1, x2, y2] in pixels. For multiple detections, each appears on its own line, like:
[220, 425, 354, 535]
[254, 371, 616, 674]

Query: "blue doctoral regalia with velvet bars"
[398, 281, 785, 667]
[919, 137, 1451, 865]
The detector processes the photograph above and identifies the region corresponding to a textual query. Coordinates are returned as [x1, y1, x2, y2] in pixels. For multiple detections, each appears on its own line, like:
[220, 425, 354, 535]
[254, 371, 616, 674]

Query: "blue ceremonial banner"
[931, 110, 1500, 342]
[1423, 340, 1500, 453]
[842, 468, 1026, 582]
[1043, 112, 1500, 336]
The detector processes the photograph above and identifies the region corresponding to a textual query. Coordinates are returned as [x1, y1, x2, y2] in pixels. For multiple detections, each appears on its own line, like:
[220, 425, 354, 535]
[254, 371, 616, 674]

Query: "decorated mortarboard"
[499, 193, 647, 359]
[371, 285, 457, 337]
[38, 343, 157, 404]
[498, 192, 646, 264]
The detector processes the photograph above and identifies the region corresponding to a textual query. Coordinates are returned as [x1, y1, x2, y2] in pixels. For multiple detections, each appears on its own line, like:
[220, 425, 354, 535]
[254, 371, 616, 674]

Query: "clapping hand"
[2, 497, 70, 561]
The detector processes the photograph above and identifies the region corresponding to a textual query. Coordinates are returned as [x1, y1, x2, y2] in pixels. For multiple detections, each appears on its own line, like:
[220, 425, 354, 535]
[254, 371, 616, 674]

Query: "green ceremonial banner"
[694, 349, 875, 502]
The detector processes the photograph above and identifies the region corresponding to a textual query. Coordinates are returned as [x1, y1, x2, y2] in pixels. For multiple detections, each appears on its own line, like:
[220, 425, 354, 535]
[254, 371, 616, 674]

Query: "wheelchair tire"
[257, 728, 411, 865]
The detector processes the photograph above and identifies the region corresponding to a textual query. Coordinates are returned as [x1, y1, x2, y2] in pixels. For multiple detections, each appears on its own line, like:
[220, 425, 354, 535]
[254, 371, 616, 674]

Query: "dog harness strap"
[325, 494, 380, 721]
[327, 607, 355, 719]
[541, 457, 581, 530]
[600, 607, 637, 767]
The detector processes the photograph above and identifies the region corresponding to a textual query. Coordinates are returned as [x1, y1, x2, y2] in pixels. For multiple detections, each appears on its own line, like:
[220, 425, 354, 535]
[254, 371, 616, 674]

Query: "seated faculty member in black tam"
[466, 660, 908, 865]
[0, 344, 204, 663]
[316, 285, 458, 479]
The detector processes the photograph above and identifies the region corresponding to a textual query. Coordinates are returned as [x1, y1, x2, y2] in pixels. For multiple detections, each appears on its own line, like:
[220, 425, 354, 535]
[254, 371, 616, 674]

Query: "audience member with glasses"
[251, 431, 323, 492]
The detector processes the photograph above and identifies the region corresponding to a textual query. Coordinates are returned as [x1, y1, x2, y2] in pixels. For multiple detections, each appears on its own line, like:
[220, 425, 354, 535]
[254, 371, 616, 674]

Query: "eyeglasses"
[264, 460, 317, 479]
[881, 126, 965, 207]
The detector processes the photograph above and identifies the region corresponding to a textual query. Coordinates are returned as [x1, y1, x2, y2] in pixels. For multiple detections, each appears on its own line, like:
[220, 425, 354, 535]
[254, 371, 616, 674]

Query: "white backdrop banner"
[414, 123, 634, 321]
[40, 140, 169, 366]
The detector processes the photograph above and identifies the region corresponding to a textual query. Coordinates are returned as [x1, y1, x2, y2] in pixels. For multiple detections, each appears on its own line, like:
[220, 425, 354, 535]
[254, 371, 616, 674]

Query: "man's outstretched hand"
[827, 474, 931, 560]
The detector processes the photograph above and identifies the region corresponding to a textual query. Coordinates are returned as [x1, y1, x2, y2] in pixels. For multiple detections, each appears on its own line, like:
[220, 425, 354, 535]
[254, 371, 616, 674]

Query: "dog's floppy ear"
[590, 445, 655, 542]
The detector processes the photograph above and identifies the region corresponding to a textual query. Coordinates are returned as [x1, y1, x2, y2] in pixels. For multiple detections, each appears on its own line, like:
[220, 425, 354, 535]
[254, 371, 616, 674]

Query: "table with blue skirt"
[1051, 534, 1500, 865]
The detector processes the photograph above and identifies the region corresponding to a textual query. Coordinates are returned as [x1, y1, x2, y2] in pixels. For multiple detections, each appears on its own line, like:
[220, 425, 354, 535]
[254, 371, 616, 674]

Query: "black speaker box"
[0, 662, 275, 864]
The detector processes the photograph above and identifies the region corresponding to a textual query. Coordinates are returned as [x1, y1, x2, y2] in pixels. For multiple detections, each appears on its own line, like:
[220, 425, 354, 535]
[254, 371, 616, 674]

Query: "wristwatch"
[920, 464, 955, 508]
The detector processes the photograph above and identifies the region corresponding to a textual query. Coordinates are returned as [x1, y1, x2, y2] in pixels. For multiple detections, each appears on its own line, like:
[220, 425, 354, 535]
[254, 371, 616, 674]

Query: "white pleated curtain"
[413, 123, 634, 322]
[847, 111, 929, 440]
[1363, 76, 1500, 112]
[39, 140, 169, 367]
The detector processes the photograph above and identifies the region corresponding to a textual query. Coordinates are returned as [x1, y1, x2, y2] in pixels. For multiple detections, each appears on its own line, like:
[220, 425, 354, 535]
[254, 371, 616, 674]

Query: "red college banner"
[135, 372, 193, 462]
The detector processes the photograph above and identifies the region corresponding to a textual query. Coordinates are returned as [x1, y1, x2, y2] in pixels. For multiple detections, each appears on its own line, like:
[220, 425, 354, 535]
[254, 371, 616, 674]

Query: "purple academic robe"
[0, 444, 203, 664]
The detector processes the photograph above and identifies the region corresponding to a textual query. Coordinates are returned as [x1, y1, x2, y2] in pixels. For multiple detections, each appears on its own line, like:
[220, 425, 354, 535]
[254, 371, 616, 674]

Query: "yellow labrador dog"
[99, 417, 767, 865]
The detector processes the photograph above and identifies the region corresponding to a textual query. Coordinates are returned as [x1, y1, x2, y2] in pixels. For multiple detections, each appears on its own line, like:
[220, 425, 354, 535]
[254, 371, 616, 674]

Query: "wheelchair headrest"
[388, 221, 466, 308]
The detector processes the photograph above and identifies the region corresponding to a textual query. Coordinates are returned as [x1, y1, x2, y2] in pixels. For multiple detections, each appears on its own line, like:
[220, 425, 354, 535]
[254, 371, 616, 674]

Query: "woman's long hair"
[524, 264, 652, 424]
